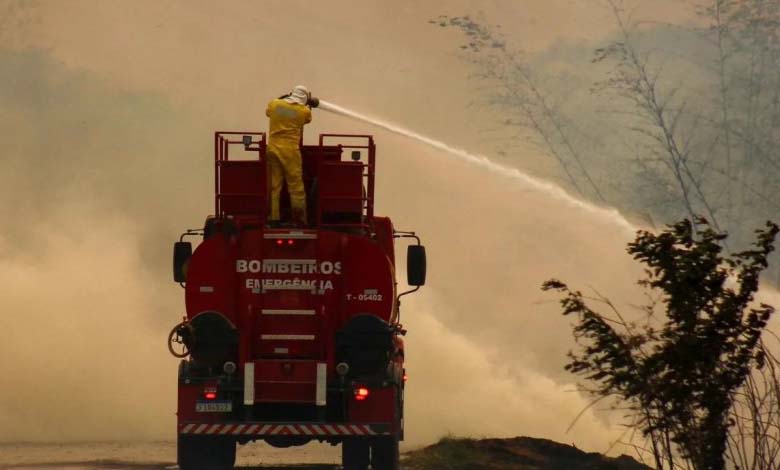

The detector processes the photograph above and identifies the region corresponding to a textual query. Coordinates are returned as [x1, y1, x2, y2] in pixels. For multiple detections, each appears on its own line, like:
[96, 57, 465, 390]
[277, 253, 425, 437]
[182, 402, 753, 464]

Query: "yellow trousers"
[267, 143, 307, 224]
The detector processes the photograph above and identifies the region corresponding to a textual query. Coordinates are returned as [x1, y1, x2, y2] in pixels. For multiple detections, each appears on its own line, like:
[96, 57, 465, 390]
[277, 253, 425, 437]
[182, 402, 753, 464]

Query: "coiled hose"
[167, 320, 194, 358]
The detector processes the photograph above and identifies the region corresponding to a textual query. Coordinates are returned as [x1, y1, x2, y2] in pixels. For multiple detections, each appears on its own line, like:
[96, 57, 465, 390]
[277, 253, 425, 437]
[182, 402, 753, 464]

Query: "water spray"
[318, 100, 636, 234]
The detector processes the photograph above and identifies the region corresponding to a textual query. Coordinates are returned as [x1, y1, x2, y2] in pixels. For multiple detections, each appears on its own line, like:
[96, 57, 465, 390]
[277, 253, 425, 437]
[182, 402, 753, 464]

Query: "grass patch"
[402, 435, 653, 470]
[403, 436, 517, 470]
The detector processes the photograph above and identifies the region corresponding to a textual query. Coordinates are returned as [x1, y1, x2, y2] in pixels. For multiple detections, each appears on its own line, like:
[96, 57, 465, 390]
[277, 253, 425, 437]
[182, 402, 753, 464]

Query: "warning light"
[204, 386, 217, 400]
[354, 387, 370, 401]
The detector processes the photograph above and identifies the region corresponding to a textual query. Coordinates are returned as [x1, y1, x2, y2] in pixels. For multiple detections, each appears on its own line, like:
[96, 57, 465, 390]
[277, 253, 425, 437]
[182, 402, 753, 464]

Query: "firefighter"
[265, 85, 314, 226]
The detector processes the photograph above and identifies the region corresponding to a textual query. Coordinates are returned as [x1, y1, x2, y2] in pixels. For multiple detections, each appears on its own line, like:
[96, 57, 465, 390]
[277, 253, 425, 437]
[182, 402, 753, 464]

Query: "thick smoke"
[0, 47, 638, 447]
[2, 0, 772, 458]
[0, 206, 174, 441]
[0, 49, 193, 441]
[378, 133, 641, 448]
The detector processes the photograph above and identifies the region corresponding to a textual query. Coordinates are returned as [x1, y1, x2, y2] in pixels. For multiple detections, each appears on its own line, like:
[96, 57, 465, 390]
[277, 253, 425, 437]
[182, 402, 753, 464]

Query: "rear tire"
[342, 438, 370, 470]
[178, 435, 236, 470]
[371, 435, 400, 470]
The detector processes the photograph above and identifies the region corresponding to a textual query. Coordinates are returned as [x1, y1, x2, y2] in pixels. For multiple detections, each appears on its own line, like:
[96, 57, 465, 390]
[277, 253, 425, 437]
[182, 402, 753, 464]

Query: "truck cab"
[169, 132, 426, 470]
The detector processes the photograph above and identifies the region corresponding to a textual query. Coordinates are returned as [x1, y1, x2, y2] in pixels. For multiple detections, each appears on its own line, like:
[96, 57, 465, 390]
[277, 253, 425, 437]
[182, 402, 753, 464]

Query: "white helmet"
[284, 85, 309, 105]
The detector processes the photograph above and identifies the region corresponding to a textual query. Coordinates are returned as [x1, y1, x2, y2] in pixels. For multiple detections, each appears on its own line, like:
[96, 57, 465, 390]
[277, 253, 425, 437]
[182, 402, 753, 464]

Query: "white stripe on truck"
[244, 363, 254, 405]
[316, 362, 327, 406]
[261, 334, 315, 341]
[263, 232, 317, 240]
[261, 309, 315, 316]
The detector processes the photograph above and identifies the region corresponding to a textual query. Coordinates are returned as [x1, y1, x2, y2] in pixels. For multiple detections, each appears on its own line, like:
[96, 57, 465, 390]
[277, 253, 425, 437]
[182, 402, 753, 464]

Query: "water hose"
[167, 320, 194, 358]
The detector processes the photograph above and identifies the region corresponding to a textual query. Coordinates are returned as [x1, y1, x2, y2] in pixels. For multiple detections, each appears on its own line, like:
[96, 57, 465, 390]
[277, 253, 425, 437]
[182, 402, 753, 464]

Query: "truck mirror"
[351, 150, 361, 161]
[242, 135, 253, 146]
[173, 241, 193, 283]
[407, 245, 426, 286]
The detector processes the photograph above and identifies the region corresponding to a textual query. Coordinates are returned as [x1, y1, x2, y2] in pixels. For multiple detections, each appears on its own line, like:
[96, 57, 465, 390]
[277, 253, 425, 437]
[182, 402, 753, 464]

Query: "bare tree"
[594, 1, 725, 232]
[432, 0, 780, 242]
[431, 15, 607, 203]
[726, 340, 780, 470]
[435, 0, 780, 279]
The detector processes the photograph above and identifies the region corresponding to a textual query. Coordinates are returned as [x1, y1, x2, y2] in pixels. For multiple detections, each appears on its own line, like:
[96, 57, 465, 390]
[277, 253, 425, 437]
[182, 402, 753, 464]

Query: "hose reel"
[168, 320, 194, 358]
[167, 312, 238, 366]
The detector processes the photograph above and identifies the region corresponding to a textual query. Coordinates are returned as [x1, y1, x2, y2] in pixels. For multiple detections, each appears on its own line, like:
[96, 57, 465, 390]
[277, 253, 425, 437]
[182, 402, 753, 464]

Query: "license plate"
[196, 401, 232, 412]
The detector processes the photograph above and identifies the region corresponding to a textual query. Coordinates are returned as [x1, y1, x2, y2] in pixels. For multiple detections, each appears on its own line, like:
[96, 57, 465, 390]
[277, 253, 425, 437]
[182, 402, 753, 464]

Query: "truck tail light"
[354, 387, 370, 401]
[204, 386, 218, 400]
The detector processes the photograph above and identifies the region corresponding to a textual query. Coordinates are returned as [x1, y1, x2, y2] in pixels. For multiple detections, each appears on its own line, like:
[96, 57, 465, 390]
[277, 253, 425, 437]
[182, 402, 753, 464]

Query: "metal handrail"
[317, 134, 376, 223]
[214, 131, 267, 217]
[213, 132, 376, 227]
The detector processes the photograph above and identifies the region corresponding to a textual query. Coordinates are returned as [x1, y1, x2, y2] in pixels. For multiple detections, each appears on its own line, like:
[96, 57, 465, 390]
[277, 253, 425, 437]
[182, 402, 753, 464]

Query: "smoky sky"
[2, 0, 772, 456]
[0, 47, 639, 448]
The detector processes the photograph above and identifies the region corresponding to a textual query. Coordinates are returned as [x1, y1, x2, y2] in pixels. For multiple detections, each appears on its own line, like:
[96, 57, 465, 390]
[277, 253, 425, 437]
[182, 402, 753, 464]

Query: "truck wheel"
[178, 435, 236, 470]
[371, 435, 400, 470]
[342, 438, 370, 470]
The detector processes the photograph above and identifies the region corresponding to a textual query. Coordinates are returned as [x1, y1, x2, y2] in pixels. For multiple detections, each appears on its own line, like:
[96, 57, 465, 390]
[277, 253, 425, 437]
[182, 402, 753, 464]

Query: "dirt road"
[2, 466, 337, 470]
[0, 442, 342, 470]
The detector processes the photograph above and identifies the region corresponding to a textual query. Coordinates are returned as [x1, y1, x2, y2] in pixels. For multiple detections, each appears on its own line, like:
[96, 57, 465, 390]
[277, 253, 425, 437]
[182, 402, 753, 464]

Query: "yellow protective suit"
[265, 98, 312, 224]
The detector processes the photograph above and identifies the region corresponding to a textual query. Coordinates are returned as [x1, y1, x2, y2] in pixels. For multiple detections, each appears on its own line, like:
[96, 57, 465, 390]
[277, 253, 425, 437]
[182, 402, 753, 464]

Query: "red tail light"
[354, 387, 370, 401]
[276, 239, 283, 246]
[204, 386, 217, 400]
[287, 239, 295, 245]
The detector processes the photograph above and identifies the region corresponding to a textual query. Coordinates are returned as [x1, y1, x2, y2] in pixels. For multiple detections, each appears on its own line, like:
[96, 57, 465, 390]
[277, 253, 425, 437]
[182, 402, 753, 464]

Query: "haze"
[0, 0, 725, 455]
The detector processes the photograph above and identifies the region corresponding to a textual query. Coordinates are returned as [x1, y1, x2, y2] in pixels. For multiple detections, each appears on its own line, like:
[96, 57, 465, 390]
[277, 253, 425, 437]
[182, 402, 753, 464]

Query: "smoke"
[316, 101, 645, 449]
[0, 205, 174, 441]
[2, 0, 774, 459]
[365, 130, 645, 448]
[0, 47, 640, 448]
[403, 304, 624, 450]
[0, 49, 189, 441]
[319, 99, 636, 234]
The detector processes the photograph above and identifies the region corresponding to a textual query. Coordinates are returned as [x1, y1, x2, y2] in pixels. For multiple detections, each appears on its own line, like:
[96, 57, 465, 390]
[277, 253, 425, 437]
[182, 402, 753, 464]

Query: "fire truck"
[168, 132, 426, 470]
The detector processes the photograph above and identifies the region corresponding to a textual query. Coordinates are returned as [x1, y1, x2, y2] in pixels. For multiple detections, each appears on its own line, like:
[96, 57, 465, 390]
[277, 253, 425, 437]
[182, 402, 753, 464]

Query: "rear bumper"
[178, 422, 391, 436]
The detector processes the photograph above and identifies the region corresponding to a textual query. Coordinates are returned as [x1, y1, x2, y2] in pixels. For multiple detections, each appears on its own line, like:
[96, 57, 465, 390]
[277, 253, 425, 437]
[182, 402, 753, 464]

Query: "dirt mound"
[403, 436, 652, 470]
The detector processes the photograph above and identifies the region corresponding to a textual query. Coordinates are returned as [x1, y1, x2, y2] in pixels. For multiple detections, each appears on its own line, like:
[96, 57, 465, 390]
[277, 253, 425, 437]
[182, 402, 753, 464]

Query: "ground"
[403, 436, 652, 470]
[0, 437, 652, 470]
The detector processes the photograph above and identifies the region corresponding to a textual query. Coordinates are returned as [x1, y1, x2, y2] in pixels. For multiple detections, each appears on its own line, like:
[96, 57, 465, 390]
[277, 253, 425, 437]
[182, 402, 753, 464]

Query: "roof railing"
[213, 132, 376, 231]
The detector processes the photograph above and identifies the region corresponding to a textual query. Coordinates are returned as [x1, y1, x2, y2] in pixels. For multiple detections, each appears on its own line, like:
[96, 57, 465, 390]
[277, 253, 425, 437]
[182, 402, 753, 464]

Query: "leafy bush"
[544, 219, 779, 470]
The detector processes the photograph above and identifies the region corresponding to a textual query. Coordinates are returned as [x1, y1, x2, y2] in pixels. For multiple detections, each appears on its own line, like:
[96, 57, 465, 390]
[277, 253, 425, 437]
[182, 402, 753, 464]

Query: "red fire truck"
[168, 132, 426, 470]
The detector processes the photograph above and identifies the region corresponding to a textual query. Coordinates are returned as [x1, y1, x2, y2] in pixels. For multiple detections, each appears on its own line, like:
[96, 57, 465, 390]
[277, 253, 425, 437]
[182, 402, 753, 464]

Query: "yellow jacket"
[266, 99, 312, 147]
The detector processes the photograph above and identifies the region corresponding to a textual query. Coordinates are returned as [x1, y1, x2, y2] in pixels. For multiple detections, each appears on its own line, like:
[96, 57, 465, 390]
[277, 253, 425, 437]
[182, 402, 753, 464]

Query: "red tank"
[168, 131, 426, 470]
